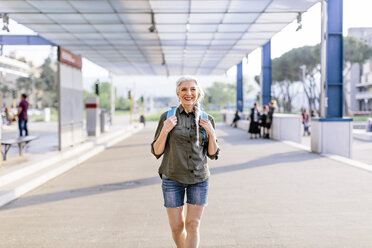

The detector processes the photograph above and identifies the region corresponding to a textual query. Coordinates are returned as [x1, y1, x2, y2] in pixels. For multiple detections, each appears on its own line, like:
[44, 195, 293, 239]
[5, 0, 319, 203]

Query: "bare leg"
[166, 206, 186, 248]
[185, 204, 205, 248]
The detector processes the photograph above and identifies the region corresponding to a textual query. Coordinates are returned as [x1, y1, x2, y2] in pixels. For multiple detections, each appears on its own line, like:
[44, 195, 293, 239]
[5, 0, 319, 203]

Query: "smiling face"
[177, 80, 199, 108]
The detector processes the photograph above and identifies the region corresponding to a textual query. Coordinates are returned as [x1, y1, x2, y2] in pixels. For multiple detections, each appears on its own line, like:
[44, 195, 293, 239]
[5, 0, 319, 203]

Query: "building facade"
[348, 28, 372, 113]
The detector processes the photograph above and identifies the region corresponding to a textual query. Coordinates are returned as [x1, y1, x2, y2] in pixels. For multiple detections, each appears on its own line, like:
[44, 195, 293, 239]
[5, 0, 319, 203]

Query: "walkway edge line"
[0, 124, 144, 208]
[282, 140, 372, 173]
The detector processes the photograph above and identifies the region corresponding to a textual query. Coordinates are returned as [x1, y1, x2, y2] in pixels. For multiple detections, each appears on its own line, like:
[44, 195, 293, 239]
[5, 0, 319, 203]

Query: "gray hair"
[176, 76, 205, 146]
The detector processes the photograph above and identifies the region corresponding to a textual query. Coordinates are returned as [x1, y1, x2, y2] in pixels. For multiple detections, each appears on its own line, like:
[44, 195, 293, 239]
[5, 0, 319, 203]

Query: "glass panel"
[94, 24, 127, 32]
[267, 0, 318, 11]
[189, 14, 224, 24]
[188, 24, 218, 32]
[158, 33, 186, 40]
[69, 1, 113, 13]
[119, 14, 151, 24]
[47, 14, 87, 24]
[83, 14, 120, 24]
[214, 32, 243, 40]
[157, 25, 186, 33]
[125, 24, 151, 32]
[190, 0, 229, 12]
[155, 14, 188, 24]
[110, 0, 151, 12]
[10, 14, 51, 24]
[101, 32, 131, 39]
[29, 1, 75, 12]
[151, 1, 189, 13]
[248, 23, 288, 32]
[255, 13, 297, 23]
[0, 1, 38, 12]
[228, 0, 270, 12]
[187, 33, 214, 40]
[223, 13, 259, 24]
[211, 39, 237, 45]
[61, 24, 96, 33]
[218, 24, 250, 32]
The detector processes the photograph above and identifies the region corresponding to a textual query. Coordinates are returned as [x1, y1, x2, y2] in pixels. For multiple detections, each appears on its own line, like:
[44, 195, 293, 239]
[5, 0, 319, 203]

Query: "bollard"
[100, 109, 107, 133]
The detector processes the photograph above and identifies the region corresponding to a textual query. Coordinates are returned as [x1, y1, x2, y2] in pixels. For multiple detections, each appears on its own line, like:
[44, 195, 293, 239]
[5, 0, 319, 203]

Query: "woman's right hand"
[162, 116, 177, 133]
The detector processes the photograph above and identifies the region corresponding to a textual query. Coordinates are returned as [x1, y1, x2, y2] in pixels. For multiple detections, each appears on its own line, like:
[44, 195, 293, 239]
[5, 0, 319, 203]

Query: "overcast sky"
[1, 0, 372, 98]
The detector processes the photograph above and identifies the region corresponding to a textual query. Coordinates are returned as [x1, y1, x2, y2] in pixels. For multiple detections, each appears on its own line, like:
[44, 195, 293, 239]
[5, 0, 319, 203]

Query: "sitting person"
[231, 110, 241, 128]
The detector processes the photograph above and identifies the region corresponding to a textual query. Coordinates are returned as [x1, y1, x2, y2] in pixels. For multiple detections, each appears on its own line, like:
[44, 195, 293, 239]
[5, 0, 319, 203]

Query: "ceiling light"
[148, 12, 156, 33]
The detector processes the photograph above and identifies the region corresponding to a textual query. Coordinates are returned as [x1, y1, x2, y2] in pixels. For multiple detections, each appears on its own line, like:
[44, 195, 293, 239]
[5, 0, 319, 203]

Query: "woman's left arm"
[199, 118, 219, 157]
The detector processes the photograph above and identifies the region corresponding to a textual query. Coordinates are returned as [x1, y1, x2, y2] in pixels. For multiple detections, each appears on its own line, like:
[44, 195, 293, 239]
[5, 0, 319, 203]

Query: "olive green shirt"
[151, 105, 219, 184]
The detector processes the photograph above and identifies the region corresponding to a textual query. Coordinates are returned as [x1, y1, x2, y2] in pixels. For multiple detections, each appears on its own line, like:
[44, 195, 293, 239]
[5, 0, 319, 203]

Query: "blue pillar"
[262, 41, 272, 106]
[325, 0, 343, 118]
[236, 61, 243, 112]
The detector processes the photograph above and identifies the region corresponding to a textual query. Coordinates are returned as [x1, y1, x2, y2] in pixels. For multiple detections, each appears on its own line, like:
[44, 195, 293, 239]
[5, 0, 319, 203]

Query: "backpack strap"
[200, 111, 208, 139]
[167, 107, 208, 139]
[166, 106, 178, 119]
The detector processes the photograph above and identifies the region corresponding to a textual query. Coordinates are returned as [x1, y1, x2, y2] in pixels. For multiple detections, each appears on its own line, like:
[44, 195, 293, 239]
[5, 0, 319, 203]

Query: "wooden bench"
[1, 136, 38, 161]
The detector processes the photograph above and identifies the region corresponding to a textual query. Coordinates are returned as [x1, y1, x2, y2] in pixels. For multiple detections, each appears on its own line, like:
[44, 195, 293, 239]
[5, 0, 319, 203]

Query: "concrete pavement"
[1, 123, 372, 247]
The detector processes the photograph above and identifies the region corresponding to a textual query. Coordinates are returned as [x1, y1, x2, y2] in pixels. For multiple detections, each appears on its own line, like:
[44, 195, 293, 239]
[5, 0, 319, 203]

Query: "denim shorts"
[161, 175, 209, 208]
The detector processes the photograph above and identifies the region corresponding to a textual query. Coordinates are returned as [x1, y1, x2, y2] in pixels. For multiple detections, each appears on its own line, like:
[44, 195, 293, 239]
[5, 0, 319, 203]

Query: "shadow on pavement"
[0, 150, 317, 211]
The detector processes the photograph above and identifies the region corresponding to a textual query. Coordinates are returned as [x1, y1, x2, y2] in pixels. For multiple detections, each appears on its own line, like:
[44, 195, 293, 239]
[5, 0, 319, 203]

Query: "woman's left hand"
[199, 119, 215, 137]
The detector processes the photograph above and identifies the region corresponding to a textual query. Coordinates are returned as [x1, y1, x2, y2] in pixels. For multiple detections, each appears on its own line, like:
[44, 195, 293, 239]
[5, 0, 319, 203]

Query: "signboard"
[58, 46, 82, 70]
[57, 46, 84, 149]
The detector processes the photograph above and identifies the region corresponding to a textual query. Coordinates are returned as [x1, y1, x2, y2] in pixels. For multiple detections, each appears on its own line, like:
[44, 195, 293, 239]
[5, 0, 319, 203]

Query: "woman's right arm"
[153, 116, 177, 155]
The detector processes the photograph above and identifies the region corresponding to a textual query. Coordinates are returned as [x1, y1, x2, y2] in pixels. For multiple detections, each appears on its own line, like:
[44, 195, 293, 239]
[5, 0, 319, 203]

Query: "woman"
[248, 103, 260, 139]
[302, 109, 311, 136]
[265, 100, 276, 138]
[260, 105, 268, 138]
[151, 76, 219, 248]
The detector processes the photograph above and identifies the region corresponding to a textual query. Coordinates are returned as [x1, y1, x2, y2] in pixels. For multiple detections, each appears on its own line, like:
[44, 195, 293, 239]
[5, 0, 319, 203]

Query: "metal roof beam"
[0, 35, 56, 46]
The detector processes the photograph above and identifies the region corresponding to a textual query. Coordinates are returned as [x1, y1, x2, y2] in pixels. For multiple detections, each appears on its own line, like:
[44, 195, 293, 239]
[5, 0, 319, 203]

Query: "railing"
[356, 91, 372, 100]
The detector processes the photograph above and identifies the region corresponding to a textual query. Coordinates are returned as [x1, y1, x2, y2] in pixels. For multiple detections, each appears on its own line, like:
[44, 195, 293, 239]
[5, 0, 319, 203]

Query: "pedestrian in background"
[151, 76, 219, 248]
[260, 105, 269, 138]
[265, 100, 276, 139]
[248, 103, 260, 139]
[231, 110, 241, 128]
[302, 109, 311, 136]
[17, 93, 29, 137]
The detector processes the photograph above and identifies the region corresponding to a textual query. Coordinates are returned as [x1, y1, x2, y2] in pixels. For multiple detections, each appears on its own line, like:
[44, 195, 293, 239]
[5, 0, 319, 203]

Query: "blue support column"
[325, 0, 343, 118]
[262, 41, 272, 106]
[236, 61, 243, 112]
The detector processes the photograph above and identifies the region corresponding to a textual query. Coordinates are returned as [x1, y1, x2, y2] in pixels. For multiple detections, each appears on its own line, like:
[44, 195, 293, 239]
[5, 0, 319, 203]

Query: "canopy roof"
[1, 0, 319, 75]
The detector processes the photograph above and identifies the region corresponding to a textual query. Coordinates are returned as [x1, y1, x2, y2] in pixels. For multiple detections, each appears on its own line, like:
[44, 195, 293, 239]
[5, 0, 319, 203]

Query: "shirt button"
[187, 127, 190, 130]
[189, 155, 191, 159]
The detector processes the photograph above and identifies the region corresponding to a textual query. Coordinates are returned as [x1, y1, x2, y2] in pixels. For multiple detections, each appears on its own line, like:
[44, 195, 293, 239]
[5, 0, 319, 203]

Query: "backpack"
[167, 106, 208, 139]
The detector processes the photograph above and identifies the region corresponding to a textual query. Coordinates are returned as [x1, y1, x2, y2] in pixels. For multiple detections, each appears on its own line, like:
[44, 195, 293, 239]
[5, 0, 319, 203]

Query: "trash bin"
[367, 118, 372, 132]
[100, 109, 107, 133]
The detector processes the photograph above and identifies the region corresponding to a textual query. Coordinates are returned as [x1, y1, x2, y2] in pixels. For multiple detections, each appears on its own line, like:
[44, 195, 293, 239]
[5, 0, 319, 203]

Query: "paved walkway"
[1, 123, 372, 247]
[1, 114, 132, 164]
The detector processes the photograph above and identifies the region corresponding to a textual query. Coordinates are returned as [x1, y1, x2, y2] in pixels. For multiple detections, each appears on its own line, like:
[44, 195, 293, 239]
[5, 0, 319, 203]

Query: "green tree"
[115, 96, 130, 111]
[205, 81, 235, 109]
[92, 82, 112, 110]
[272, 50, 301, 112]
[36, 57, 57, 107]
